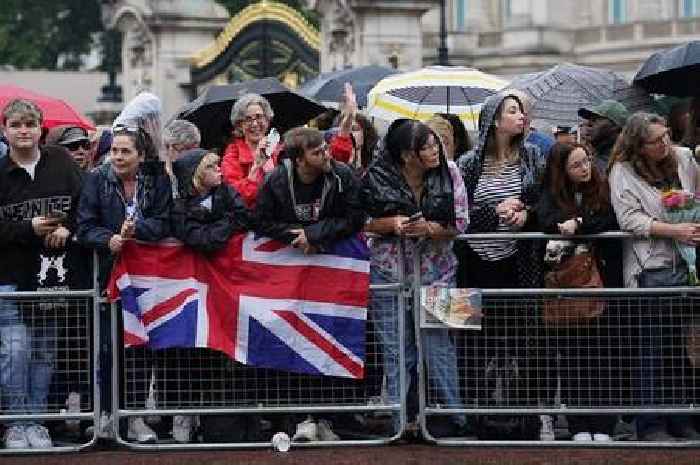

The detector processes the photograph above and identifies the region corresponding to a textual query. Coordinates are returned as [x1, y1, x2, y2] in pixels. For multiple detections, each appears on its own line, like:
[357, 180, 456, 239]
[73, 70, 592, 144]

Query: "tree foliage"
[0, 0, 102, 70]
[216, 0, 319, 28]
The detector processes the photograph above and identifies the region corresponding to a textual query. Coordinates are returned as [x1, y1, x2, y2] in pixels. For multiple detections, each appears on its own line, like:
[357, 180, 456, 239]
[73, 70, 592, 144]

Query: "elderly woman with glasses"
[221, 94, 283, 207]
[609, 112, 700, 442]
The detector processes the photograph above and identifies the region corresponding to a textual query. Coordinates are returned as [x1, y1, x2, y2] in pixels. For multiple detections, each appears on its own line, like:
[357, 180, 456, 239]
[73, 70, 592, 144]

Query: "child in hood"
[172, 148, 250, 253]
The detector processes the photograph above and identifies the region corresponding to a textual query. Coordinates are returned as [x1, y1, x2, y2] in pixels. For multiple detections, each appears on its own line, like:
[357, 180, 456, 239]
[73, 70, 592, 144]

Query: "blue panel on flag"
[148, 300, 198, 349]
[246, 318, 321, 375]
[120, 286, 150, 317]
[306, 314, 365, 360]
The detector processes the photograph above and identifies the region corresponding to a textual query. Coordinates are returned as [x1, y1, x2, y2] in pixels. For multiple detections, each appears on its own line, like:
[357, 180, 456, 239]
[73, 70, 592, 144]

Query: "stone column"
[308, 0, 438, 71]
[102, 0, 229, 120]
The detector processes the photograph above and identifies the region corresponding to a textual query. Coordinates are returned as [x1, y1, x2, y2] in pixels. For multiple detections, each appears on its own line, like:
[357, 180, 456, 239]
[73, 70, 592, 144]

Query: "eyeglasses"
[643, 130, 670, 147]
[567, 156, 593, 171]
[241, 114, 267, 126]
[63, 140, 90, 151]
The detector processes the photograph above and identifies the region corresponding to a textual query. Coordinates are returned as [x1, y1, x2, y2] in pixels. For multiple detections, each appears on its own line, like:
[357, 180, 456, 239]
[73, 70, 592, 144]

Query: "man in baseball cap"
[578, 100, 630, 169]
[55, 126, 92, 170]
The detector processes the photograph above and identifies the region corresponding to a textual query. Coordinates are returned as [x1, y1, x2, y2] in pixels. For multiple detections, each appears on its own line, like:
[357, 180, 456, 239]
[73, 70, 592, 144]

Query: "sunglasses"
[113, 124, 144, 134]
[64, 140, 91, 151]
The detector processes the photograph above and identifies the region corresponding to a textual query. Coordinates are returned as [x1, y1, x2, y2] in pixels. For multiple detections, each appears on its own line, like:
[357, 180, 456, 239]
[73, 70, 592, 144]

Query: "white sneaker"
[127, 417, 157, 443]
[3, 425, 29, 449]
[171, 415, 192, 443]
[572, 432, 593, 441]
[25, 425, 52, 448]
[593, 433, 612, 442]
[65, 392, 81, 433]
[316, 419, 340, 441]
[539, 415, 555, 441]
[292, 418, 318, 442]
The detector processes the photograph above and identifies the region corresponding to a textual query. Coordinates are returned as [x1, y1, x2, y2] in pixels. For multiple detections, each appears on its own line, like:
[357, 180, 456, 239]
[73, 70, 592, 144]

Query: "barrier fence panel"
[0, 289, 100, 454]
[111, 244, 407, 449]
[415, 233, 700, 447]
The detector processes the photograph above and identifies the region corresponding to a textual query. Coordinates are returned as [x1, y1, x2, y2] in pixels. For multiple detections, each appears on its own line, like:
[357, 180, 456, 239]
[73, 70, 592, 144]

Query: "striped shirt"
[469, 161, 521, 261]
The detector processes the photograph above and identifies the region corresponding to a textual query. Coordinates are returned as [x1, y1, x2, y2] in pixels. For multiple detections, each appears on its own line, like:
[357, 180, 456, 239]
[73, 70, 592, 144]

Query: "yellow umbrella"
[366, 66, 508, 131]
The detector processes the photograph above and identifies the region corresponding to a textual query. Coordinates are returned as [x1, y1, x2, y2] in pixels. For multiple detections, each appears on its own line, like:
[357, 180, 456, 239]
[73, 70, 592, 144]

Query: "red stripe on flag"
[276, 310, 364, 379]
[124, 331, 146, 347]
[142, 288, 197, 327]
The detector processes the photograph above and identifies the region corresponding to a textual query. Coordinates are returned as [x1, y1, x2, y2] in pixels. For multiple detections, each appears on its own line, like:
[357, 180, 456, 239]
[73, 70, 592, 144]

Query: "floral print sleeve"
[448, 161, 469, 234]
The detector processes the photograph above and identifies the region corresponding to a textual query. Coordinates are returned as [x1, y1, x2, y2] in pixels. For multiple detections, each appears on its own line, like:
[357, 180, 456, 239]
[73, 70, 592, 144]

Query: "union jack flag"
[108, 233, 370, 378]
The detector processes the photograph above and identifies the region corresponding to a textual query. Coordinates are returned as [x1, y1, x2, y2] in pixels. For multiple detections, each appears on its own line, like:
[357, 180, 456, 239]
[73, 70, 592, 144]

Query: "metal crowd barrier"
[414, 232, 700, 447]
[0, 254, 101, 454]
[111, 242, 407, 449]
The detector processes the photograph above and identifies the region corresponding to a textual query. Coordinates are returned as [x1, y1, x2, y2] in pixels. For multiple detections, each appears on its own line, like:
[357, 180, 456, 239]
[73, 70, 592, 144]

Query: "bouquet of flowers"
[661, 189, 700, 284]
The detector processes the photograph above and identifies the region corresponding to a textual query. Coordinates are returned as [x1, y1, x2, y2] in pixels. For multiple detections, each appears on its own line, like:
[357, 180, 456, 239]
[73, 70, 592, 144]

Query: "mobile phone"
[406, 212, 423, 223]
[45, 211, 68, 223]
[266, 128, 280, 158]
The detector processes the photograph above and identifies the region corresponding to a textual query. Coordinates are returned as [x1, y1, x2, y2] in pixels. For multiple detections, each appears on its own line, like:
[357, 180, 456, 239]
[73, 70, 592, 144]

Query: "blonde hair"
[2, 98, 42, 125]
[426, 115, 454, 158]
[193, 153, 220, 193]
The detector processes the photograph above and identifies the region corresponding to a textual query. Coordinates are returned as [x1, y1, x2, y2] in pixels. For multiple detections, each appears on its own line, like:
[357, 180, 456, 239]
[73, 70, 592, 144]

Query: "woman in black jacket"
[536, 142, 621, 442]
[77, 125, 171, 444]
[361, 119, 470, 438]
[172, 149, 250, 253]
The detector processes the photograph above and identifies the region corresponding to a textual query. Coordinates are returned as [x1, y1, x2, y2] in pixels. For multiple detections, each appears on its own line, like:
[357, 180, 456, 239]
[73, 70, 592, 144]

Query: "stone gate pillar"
[307, 0, 437, 71]
[101, 0, 229, 119]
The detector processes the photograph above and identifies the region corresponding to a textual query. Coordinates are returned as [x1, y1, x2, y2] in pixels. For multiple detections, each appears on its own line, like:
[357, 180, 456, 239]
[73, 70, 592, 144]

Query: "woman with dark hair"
[537, 142, 620, 442]
[329, 85, 379, 174]
[457, 92, 546, 438]
[77, 125, 172, 443]
[609, 112, 700, 441]
[361, 119, 470, 438]
[457, 91, 545, 290]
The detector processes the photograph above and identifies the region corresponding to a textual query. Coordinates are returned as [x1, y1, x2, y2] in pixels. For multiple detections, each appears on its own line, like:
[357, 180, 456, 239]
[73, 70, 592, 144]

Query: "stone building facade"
[420, 0, 700, 78]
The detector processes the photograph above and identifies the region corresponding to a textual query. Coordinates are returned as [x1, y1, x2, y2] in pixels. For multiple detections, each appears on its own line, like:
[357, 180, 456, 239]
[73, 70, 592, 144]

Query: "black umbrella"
[509, 63, 652, 132]
[299, 65, 398, 108]
[176, 77, 327, 149]
[633, 41, 700, 97]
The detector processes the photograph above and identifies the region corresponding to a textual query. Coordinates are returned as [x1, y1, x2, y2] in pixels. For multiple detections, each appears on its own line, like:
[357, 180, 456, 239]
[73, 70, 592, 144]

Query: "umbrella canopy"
[633, 41, 700, 97]
[508, 63, 652, 132]
[299, 65, 399, 108]
[0, 84, 95, 131]
[366, 66, 508, 131]
[176, 77, 327, 149]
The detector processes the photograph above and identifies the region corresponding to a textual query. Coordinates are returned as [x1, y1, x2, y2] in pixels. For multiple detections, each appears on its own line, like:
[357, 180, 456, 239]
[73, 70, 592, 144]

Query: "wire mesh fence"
[0, 292, 97, 452]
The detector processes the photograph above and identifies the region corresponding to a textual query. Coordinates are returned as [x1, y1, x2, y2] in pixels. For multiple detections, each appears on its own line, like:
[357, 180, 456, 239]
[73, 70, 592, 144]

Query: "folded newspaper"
[420, 287, 483, 330]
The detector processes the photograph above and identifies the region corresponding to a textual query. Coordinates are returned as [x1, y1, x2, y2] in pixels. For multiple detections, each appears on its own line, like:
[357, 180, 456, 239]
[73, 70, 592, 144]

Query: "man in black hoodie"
[0, 99, 82, 449]
[255, 127, 365, 254]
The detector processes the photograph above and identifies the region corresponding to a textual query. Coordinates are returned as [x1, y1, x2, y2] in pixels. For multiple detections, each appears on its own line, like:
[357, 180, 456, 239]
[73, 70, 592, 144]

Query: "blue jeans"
[370, 269, 464, 431]
[0, 284, 55, 420]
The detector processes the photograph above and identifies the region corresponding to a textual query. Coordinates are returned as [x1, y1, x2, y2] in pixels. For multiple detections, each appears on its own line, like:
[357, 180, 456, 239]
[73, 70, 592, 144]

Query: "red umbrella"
[0, 84, 95, 131]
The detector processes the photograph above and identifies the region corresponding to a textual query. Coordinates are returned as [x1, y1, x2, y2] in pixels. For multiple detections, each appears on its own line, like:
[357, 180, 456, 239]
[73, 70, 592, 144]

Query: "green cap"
[578, 100, 630, 128]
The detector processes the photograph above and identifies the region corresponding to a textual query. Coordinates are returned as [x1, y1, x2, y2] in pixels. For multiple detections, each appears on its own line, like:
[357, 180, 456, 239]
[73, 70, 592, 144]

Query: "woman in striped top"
[456, 92, 547, 436]
[457, 92, 546, 288]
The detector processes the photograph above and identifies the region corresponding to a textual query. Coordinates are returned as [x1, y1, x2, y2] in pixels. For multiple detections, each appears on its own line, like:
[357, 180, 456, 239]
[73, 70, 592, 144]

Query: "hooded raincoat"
[457, 92, 546, 288]
[171, 149, 251, 253]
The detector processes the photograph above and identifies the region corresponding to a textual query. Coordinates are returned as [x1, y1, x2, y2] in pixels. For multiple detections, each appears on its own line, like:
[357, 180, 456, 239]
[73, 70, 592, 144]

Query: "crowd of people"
[0, 81, 699, 448]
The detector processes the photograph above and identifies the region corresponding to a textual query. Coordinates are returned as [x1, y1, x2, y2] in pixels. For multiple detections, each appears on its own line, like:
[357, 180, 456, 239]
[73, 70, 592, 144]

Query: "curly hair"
[608, 112, 679, 188]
